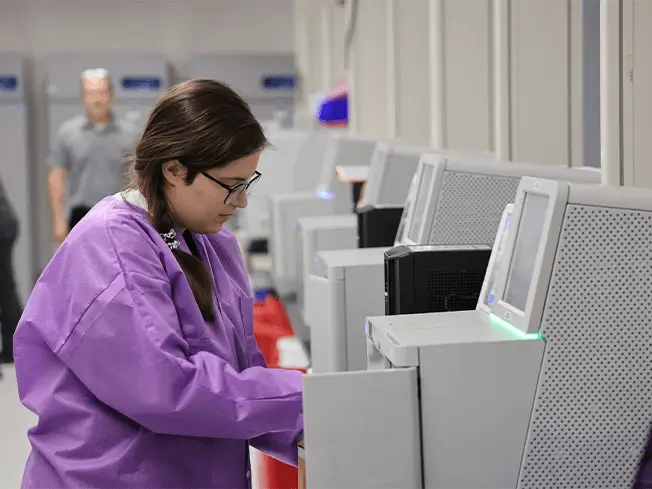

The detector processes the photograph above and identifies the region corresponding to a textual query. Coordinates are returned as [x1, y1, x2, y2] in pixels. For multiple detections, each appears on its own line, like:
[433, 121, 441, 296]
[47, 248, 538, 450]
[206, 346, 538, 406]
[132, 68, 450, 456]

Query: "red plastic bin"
[253, 295, 305, 489]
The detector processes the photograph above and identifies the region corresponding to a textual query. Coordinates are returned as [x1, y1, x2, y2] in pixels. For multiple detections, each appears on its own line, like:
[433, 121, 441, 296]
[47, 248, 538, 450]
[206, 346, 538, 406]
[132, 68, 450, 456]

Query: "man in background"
[48, 68, 138, 243]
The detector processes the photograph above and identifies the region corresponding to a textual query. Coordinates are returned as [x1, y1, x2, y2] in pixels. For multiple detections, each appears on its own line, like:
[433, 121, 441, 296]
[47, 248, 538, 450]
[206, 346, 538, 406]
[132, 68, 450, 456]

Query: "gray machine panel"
[308, 247, 389, 373]
[189, 53, 295, 127]
[298, 214, 357, 232]
[367, 310, 545, 489]
[270, 136, 377, 296]
[0, 55, 25, 100]
[343, 260, 386, 371]
[376, 149, 425, 206]
[429, 171, 521, 245]
[317, 246, 389, 271]
[516, 203, 652, 488]
[303, 368, 422, 489]
[361, 144, 427, 208]
[425, 160, 600, 247]
[420, 338, 544, 489]
[0, 53, 33, 302]
[297, 215, 358, 314]
[366, 310, 528, 367]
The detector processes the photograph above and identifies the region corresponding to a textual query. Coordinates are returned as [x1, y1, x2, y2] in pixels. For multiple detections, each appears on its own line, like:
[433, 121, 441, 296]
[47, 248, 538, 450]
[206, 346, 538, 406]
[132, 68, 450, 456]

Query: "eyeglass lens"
[224, 175, 260, 205]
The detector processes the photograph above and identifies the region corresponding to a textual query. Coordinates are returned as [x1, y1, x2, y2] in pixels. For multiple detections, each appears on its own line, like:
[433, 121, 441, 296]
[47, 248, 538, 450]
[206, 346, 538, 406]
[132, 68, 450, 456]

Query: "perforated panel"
[428, 172, 520, 245]
[377, 152, 420, 206]
[426, 270, 485, 311]
[517, 205, 652, 489]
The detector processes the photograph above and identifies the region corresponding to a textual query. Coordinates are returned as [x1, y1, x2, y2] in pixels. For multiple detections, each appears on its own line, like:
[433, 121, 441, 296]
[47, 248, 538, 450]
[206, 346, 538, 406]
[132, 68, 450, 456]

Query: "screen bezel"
[477, 203, 514, 313]
[401, 155, 446, 245]
[490, 177, 569, 335]
[358, 143, 390, 208]
[395, 163, 424, 245]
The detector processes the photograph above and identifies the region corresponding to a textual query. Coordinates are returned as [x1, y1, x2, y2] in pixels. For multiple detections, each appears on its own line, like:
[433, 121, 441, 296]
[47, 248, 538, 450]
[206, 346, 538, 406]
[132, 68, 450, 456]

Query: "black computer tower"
[384, 244, 492, 315]
[357, 205, 404, 248]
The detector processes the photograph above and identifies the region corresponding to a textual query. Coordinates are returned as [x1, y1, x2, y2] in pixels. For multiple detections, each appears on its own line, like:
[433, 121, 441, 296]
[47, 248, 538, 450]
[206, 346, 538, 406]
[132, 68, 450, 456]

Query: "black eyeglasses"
[201, 170, 262, 205]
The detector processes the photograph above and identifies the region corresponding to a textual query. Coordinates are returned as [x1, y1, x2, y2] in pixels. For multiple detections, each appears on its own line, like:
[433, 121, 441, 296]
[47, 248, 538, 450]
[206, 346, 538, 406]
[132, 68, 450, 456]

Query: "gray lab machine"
[269, 134, 377, 297]
[303, 177, 652, 489]
[305, 154, 601, 374]
[397, 153, 601, 247]
[239, 129, 309, 239]
[0, 53, 33, 302]
[190, 53, 296, 128]
[295, 143, 427, 319]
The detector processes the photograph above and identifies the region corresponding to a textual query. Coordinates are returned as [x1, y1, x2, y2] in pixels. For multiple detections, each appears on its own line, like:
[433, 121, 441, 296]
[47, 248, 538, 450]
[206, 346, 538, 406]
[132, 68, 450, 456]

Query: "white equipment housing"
[238, 129, 309, 239]
[305, 155, 601, 374]
[295, 143, 428, 320]
[303, 177, 652, 489]
[269, 134, 377, 297]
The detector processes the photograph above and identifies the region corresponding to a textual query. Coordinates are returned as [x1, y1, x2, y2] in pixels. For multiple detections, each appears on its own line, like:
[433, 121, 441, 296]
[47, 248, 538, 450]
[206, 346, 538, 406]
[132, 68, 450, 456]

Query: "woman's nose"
[236, 190, 248, 209]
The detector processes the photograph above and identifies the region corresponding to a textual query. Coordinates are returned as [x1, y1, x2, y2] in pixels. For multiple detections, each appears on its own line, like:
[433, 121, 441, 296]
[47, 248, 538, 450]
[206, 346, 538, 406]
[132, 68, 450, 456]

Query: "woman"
[14, 80, 304, 488]
[0, 177, 22, 364]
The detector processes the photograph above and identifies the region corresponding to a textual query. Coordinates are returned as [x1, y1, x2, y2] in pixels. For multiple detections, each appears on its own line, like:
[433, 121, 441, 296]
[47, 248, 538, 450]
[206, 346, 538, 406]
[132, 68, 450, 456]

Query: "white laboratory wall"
[293, 0, 347, 131]
[496, 0, 583, 167]
[294, 0, 323, 130]
[0, 1, 294, 66]
[388, 0, 431, 145]
[602, 0, 652, 188]
[324, 0, 590, 166]
[345, 0, 494, 150]
[348, 0, 392, 138]
[433, 0, 494, 151]
[320, 2, 346, 91]
[0, 0, 294, 273]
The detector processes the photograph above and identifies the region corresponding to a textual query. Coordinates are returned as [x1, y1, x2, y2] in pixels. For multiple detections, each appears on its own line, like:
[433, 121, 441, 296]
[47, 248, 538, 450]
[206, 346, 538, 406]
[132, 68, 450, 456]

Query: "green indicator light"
[489, 313, 542, 340]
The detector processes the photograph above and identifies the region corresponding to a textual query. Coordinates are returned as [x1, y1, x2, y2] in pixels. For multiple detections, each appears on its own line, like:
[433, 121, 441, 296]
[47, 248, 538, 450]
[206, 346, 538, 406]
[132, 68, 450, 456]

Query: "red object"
[253, 296, 295, 367]
[253, 296, 304, 489]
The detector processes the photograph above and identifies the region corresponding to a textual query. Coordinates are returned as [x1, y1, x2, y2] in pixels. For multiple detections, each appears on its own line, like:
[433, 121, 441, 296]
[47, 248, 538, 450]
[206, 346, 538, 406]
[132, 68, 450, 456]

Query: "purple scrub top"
[14, 190, 304, 488]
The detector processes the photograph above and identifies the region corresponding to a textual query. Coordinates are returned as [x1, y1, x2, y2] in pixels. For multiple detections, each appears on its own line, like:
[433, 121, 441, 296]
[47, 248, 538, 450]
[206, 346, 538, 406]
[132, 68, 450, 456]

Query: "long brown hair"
[128, 79, 268, 321]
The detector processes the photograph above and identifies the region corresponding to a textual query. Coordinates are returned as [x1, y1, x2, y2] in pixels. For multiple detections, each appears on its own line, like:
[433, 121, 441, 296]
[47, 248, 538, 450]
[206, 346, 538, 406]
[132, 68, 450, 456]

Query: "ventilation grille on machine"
[517, 205, 652, 489]
[377, 153, 420, 206]
[428, 172, 520, 245]
[426, 270, 486, 312]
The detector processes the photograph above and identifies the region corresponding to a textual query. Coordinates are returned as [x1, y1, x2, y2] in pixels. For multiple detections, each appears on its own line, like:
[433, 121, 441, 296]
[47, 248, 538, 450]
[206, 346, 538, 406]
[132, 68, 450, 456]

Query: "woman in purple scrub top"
[14, 79, 303, 489]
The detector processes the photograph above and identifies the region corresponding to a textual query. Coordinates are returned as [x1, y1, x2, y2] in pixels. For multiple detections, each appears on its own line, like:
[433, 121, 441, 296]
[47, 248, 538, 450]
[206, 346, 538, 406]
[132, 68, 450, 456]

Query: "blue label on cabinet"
[262, 75, 296, 90]
[121, 77, 162, 91]
[0, 76, 18, 92]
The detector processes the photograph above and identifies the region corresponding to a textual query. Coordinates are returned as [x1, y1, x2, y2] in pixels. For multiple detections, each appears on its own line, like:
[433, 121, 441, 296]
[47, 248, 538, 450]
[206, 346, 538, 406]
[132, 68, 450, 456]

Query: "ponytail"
[170, 249, 215, 322]
[147, 181, 216, 322]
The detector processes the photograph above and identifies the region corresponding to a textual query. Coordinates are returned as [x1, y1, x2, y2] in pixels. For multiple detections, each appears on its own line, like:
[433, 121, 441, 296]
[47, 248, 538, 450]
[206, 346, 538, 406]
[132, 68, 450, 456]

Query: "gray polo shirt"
[49, 114, 138, 214]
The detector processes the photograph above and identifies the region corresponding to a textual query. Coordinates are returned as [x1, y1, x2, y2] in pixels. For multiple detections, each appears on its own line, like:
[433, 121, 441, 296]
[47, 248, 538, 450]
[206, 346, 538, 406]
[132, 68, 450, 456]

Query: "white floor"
[0, 365, 36, 489]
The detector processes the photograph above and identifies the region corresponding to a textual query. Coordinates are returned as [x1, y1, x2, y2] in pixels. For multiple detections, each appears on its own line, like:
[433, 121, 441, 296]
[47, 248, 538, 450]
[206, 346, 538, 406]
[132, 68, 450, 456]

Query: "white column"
[430, 0, 494, 151]
[319, 2, 346, 90]
[387, 0, 431, 144]
[496, 0, 582, 167]
[618, 0, 652, 189]
[293, 0, 323, 129]
[348, 0, 392, 138]
[600, 0, 623, 185]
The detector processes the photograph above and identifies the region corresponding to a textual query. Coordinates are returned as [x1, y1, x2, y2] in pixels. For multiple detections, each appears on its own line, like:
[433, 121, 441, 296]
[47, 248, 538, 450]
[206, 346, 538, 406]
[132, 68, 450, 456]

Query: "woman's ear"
[162, 160, 187, 186]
